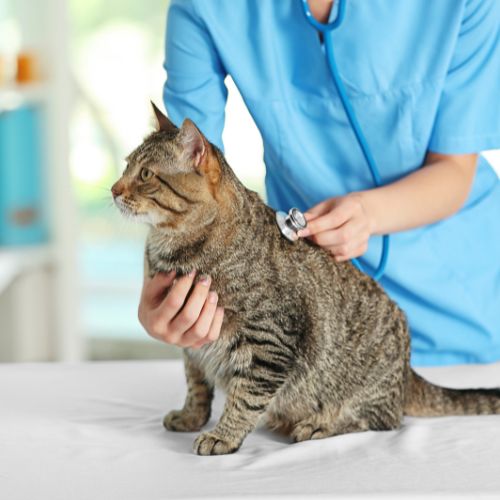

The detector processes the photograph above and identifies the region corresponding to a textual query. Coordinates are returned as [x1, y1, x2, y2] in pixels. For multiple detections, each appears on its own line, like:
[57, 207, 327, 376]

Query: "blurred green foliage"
[70, 0, 169, 41]
[69, 0, 170, 211]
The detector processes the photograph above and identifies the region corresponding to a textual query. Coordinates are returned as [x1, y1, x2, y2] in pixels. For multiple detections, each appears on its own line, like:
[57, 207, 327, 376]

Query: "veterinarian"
[138, 0, 500, 366]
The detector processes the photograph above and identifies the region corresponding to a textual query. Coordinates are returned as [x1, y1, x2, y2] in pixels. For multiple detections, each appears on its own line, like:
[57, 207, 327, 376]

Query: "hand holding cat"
[138, 270, 224, 349]
[298, 193, 374, 262]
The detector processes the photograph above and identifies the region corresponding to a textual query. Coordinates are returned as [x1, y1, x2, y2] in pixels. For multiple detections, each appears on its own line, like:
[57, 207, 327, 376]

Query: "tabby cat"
[111, 104, 500, 455]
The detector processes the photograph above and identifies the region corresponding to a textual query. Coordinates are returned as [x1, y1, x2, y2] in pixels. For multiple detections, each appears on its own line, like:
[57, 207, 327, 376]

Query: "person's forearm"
[358, 153, 478, 235]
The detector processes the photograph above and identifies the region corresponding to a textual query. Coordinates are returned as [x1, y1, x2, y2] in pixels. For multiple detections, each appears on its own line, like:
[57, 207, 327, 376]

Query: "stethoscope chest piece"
[276, 207, 307, 242]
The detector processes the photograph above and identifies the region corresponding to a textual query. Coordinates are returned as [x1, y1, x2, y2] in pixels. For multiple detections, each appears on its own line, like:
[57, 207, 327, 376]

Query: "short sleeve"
[428, 0, 500, 154]
[163, 0, 228, 150]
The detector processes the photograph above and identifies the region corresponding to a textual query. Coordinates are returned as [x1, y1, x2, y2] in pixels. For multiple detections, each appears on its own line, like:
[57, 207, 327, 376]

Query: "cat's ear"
[151, 101, 177, 133]
[177, 119, 221, 186]
[177, 118, 207, 170]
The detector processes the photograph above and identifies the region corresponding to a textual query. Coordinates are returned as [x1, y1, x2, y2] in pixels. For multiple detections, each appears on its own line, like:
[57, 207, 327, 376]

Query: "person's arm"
[300, 0, 500, 262]
[298, 152, 477, 261]
[361, 152, 477, 234]
[163, 0, 228, 149]
[140, 0, 228, 348]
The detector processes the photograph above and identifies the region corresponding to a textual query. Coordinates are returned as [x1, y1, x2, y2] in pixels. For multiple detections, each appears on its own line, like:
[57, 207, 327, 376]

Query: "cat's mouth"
[114, 196, 160, 226]
[114, 196, 141, 218]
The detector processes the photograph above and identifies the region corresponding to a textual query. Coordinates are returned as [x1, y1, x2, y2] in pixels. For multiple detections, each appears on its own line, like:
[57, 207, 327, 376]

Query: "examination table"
[1, 360, 499, 499]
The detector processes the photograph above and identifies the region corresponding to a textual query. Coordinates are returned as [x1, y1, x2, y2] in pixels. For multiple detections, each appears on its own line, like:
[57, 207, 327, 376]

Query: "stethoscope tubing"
[301, 0, 389, 281]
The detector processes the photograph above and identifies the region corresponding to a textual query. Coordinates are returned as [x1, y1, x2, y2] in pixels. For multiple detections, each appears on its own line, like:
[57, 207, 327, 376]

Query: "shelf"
[0, 83, 49, 112]
[0, 244, 54, 294]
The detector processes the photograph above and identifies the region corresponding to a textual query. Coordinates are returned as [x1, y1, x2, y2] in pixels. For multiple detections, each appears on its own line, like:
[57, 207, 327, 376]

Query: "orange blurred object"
[0, 54, 7, 86]
[16, 52, 39, 84]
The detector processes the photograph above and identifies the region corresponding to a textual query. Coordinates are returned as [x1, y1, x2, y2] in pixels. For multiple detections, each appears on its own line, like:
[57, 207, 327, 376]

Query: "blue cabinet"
[0, 105, 48, 245]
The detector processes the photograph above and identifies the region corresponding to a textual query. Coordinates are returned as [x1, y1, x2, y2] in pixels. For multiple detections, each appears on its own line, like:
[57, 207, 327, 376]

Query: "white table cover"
[1, 360, 500, 499]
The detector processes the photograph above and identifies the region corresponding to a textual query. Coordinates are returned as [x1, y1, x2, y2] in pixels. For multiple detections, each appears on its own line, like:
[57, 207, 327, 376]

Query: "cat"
[111, 103, 500, 455]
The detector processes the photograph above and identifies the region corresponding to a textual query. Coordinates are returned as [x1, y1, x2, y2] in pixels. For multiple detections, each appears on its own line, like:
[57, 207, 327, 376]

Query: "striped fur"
[113, 114, 500, 455]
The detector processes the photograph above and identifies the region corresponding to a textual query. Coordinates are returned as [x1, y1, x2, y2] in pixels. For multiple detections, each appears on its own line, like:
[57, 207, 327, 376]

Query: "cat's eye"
[140, 168, 153, 182]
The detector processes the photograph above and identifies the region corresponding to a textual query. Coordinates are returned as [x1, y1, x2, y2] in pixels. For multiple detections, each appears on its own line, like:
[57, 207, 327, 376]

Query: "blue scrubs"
[163, 0, 500, 366]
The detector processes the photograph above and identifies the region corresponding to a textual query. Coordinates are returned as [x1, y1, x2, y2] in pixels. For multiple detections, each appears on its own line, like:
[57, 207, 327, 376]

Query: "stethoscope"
[276, 0, 389, 281]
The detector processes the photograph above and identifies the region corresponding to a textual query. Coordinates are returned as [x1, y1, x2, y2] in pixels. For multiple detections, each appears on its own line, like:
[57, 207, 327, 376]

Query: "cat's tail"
[404, 369, 500, 417]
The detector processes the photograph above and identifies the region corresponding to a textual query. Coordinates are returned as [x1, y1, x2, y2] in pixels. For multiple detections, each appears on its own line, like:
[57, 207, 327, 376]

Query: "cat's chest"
[186, 332, 253, 390]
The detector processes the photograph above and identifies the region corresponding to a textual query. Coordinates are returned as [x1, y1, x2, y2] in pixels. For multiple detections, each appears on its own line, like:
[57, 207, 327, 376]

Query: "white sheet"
[1, 360, 500, 499]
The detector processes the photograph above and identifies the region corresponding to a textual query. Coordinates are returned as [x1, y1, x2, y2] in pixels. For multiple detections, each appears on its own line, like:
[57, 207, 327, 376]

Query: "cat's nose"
[111, 182, 124, 198]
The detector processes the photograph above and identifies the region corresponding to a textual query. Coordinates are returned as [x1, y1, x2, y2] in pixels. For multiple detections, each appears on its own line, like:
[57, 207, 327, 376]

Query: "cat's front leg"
[164, 351, 213, 432]
[193, 362, 289, 455]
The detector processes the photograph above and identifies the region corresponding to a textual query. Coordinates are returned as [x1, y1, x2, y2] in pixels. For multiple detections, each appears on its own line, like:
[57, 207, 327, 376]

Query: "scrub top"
[163, 0, 500, 366]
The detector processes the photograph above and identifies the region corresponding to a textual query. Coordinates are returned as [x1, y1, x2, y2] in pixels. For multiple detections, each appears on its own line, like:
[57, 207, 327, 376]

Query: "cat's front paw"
[193, 431, 241, 456]
[163, 409, 206, 432]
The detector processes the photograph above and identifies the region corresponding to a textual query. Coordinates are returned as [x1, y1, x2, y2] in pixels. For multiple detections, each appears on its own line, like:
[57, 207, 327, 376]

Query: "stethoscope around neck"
[288, 0, 390, 281]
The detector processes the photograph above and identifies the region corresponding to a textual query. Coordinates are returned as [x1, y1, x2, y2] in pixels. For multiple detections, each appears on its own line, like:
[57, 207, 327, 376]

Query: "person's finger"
[328, 239, 357, 258]
[144, 271, 197, 342]
[304, 199, 333, 221]
[190, 339, 206, 349]
[191, 306, 225, 349]
[167, 274, 212, 343]
[153, 270, 197, 329]
[207, 306, 225, 342]
[299, 205, 351, 237]
[329, 235, 369, 260]
[314, 217, 368, 247]
[141, 270, 176, 306]
[334, 241, 369, 262]
[178, 291, 219, 347]
[312, 229, 345, 248]
[333, 253, 351, 262]
[349, 241, 369, 259]
[310, 231, 333, 247]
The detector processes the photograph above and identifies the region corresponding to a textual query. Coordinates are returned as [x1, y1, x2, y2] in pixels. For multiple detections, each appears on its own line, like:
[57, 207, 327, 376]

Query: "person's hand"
[298, 193, 375, 262]
[138, 270, 224, 349]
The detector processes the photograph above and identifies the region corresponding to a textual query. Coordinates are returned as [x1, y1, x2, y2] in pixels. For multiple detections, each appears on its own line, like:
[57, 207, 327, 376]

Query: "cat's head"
[111, 103, 223, 231]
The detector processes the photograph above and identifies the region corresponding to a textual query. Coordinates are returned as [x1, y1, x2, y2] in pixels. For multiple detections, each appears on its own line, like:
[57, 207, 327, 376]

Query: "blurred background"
[0, 0, 498, 362]
[0, 0, 265, 362]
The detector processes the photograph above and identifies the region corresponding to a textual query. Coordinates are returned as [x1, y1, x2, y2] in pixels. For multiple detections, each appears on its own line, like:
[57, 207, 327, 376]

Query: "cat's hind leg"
[289, 397, 402, 443]
[266, 395, 369, 442]
[289, 353, 406, 442]
[291, 411, 370, 442]
[163, 351, 214, 432]
[266, 405, 364, 442]
[283, 401, 367, 442]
